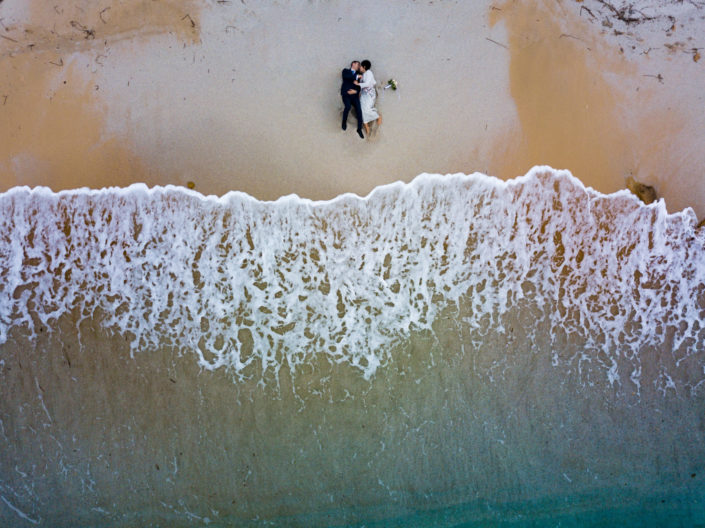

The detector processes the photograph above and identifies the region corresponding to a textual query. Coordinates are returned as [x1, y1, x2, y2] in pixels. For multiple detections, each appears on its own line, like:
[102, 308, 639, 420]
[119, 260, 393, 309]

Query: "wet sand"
[0, 0, 703, 215]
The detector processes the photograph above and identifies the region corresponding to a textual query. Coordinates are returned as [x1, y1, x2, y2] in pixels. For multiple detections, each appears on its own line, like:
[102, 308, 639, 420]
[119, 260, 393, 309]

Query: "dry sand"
[0, 0, 704, 216]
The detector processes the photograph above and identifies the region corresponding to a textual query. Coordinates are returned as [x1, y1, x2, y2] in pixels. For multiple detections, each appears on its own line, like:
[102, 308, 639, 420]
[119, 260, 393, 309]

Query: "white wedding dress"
[359, 70, 380, 123]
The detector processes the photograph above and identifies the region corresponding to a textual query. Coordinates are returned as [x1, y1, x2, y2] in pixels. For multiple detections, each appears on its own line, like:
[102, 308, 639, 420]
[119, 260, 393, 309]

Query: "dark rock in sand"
[626, 176, 657, 205]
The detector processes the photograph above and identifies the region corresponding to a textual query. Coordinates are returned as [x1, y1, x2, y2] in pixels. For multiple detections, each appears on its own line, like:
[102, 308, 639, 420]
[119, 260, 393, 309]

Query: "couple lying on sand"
[340, 60, 383, 139]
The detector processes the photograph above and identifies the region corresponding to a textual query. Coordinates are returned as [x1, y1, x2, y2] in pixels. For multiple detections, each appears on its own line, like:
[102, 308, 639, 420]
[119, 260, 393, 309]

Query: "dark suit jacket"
[340, 68, 360, 96]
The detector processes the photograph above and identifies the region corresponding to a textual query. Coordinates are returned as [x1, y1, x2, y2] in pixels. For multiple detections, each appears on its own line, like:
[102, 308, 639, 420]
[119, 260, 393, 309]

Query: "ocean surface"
[1, 167, 704, 527]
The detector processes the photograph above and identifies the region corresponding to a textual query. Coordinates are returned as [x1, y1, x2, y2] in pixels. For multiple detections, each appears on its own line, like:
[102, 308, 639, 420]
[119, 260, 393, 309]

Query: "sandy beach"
[0, 0, 703, 216]
[2, 3, 705, 525]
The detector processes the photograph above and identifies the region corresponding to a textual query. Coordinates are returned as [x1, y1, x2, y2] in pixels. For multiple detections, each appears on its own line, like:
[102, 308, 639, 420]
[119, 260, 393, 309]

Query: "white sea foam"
[1, 167, 704, 391]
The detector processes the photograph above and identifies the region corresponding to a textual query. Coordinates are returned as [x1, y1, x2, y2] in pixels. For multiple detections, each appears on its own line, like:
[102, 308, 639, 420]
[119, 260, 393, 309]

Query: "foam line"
[0, 167, 703, 390]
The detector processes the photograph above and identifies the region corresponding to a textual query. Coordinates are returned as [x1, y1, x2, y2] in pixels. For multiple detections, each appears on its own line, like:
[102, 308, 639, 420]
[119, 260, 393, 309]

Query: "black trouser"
[341, 92, 363, 131]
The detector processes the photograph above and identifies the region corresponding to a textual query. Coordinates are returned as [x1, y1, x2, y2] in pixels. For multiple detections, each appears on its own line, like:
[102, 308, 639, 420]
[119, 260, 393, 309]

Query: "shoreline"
[0, 167, 694, 225]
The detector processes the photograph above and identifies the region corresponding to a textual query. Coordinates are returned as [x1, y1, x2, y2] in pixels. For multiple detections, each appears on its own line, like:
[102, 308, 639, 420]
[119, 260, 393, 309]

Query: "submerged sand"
[0, 0, 704, 215]
[1, 169, 704, 526]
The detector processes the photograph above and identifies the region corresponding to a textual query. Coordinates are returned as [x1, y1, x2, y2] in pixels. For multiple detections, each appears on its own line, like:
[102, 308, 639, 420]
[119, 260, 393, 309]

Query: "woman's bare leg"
[364, 123, 371, 136]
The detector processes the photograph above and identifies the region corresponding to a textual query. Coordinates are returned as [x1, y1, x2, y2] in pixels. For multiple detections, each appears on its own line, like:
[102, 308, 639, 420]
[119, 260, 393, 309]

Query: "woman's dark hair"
[361, 60, 371, 70]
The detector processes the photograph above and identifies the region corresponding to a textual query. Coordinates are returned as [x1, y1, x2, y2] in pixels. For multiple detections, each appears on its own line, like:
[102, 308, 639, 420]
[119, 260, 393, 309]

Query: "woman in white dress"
[358, 60, 382, 136]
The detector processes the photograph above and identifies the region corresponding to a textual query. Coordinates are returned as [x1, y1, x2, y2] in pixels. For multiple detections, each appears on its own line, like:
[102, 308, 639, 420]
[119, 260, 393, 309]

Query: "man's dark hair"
[351, 60, 360, 67]
[361, 60, 371, 70]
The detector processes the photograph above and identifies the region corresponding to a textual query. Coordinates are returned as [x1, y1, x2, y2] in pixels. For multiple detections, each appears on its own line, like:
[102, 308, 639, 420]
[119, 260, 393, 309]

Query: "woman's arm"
[358, 71, 375, 89]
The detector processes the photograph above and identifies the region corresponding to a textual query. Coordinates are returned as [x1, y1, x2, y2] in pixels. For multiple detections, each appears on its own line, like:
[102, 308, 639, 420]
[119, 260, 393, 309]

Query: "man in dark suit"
[341, 61, 364, 139]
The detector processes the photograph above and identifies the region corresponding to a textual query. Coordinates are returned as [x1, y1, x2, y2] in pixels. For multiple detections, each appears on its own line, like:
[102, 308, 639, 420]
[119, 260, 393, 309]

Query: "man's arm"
[342, 68, 356, 81]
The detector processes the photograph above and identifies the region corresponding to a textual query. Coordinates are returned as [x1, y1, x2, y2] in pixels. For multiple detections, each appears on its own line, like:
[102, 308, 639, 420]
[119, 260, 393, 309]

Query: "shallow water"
[1, 168, 704, 526]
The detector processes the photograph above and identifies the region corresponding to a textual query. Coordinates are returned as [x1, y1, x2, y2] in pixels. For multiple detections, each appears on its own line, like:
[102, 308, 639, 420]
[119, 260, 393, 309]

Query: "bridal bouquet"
[384, 79, 398, 90]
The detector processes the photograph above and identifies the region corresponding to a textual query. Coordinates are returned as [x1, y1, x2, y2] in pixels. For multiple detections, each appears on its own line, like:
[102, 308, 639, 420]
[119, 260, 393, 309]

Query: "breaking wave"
[1, 167, 704, 392]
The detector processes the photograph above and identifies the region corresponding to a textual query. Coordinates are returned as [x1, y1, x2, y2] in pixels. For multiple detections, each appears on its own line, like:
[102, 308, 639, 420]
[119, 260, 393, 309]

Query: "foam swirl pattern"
[1, 167, 704, 391]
